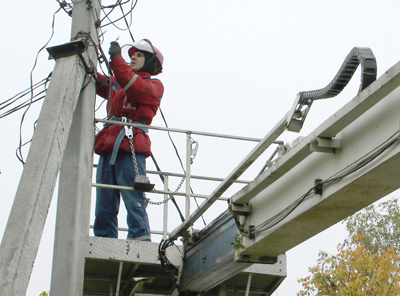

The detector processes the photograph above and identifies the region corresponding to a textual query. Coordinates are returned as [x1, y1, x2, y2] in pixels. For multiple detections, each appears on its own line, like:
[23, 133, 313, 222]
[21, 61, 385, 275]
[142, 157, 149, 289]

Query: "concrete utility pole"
[0, 0, 100, 295]
[50, 0, 101, 295]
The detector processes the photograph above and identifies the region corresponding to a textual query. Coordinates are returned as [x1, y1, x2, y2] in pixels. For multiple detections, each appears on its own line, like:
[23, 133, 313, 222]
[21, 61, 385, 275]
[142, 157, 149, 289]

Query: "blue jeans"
[94, 152, 151, 241]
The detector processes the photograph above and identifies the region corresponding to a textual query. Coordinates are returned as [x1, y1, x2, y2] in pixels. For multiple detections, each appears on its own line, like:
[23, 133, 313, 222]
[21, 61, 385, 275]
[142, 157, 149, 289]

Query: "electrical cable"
[101, 0, 131, 8]
[0, 95, 45, 119]
[88, 2, 192, 225]
[117, 0, 136, 42]
[150, 154, 185, 222]
[16, 7, 62, 165]
[89, 1, 202, 226]
[251, 130, 400, 237]
[55, 0, 73, 16]
[93, 0, 139, 119]
[158, 238, 181, 281]
[100, 0, 138, 29]
[157, 108, 207, 226]
[0, 77, 49, 115]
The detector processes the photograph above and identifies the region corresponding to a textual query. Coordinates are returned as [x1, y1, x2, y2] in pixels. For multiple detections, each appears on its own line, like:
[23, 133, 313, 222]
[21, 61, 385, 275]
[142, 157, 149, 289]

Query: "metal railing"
[92, 118, 278, 239]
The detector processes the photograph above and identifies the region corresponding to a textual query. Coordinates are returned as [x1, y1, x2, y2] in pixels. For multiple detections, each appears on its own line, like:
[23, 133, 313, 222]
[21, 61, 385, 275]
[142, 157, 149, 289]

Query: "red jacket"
[95, 55, 164, 157]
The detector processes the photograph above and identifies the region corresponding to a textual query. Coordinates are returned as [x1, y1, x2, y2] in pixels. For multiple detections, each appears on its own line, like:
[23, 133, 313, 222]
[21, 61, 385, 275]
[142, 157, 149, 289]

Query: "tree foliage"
[297, 198, 400, 295]
[344, 198, 400, 252]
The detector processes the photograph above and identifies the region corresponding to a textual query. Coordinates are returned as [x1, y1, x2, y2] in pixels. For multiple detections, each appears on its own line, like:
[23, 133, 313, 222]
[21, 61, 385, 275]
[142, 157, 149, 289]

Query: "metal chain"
[127, 136, 140, 177]
[123, 123, 199, 206]
[146, 137, 199, 206]
[123, 121, 147, 201]
[122, 119, 140, 177]
[147, 175, 186, 205]
[124, 123, 186, 206]
[175, 175, 186, 192]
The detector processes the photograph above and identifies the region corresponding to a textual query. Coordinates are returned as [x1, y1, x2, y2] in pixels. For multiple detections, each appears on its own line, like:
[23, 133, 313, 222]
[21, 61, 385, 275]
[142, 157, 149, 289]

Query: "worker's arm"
[110, 55, 164, 106]
[96, 72, 114, 99]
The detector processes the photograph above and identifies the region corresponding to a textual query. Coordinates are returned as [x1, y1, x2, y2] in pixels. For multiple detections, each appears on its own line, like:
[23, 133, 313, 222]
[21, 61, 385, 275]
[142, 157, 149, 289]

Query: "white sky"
[1, 1, 400, 295]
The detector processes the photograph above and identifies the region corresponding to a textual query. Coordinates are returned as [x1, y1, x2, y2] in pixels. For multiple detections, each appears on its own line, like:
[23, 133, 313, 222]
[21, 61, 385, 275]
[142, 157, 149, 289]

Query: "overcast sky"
[1, 1, 400, 295]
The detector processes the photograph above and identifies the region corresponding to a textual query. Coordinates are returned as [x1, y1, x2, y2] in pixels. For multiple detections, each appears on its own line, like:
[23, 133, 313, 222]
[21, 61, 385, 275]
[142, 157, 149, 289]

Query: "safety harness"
[107, 116, 154, 192]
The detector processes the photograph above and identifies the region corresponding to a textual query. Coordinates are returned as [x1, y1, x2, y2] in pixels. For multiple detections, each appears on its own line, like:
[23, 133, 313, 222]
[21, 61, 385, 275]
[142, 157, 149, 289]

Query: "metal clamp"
[122, 117, 134, 139]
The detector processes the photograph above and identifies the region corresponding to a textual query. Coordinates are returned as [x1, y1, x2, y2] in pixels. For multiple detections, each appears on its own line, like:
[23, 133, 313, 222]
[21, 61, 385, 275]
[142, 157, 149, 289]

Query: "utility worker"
[93, 39, 164, 241]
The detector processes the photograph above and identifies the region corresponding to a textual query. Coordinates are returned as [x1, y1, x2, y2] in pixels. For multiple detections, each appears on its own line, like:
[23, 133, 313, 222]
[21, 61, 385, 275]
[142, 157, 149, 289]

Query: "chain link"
[146, 138, 198, 206]
[147, 175, 186, 205]
[124, 123, 199, 207]
[124, 123, 186, 206]
[127, 135, 140, 177]
[123, 121, 145, 200]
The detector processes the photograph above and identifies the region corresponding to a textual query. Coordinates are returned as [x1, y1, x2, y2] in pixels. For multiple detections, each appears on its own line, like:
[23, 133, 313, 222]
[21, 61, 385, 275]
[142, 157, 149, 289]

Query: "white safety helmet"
[128, 39, 163, 75]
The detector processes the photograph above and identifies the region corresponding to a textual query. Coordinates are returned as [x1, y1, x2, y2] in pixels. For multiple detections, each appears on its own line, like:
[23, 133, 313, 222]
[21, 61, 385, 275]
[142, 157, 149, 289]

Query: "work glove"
[109, 41, 121, 59]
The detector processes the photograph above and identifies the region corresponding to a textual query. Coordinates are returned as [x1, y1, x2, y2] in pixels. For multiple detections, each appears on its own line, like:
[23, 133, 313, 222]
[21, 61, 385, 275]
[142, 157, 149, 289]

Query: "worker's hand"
[109, 41, 121, 58]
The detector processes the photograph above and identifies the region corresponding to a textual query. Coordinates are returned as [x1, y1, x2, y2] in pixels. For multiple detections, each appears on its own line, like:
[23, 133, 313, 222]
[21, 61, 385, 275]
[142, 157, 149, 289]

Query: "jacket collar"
[136, 71, 151, 79]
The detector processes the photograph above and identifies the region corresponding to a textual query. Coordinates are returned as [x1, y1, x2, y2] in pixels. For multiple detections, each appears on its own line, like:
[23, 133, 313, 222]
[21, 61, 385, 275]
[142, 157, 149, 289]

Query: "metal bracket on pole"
[47, 39, 95, 75]
[46, 40, 87, 60]
[86, 0, 93, 9]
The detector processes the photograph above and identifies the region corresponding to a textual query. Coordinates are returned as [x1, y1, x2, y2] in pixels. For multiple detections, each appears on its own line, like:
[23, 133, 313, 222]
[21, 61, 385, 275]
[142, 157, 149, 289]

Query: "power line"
[15, 7, 62, 165]
[100, 0, 138, 30]
[0, 76, 49, 118]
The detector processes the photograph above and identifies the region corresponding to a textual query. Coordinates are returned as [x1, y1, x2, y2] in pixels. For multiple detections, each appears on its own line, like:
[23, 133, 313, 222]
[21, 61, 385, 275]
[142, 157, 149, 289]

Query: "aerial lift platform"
[1, 1, 400, 295]
[83, 236, 285, 296]
[82, 43, 400, 295]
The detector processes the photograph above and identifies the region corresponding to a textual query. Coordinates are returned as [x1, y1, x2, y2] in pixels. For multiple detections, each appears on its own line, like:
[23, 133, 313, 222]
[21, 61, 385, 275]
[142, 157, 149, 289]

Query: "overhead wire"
[7, 0, 204, 230]
[1, 94, 45, 120]
[0, 76, 50, 118]
[117, 0, 136, 42]
[55, 0, 73, 16]
[157, 108, 207, 226]
[16, 6, 62, 165]
[93, 0, 136, 118]
[6, 0, 96, 164]
[100, 0, 138, 30]
[91, 0, 206, 226]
